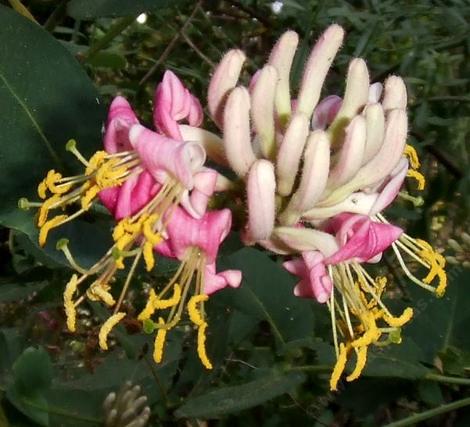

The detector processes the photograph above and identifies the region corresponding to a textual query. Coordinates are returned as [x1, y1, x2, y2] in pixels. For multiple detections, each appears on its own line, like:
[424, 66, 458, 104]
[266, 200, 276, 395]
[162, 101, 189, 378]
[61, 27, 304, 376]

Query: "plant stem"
[83, 16, 135, 61]
[425, 373, 470, 386]
[383, 396, 470, 427]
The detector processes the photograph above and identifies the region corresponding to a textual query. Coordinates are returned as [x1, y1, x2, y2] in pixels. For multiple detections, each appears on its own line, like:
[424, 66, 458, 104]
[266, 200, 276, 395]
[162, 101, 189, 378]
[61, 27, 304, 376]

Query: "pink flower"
[283, 214, 402, 302]
[156, 207, 242, 295]
[153, 70, 203, 140]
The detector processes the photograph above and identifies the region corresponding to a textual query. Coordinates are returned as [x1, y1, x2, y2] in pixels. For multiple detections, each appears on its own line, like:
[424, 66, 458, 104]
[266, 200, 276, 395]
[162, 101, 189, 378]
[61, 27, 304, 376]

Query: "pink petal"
[104, 96, 139, 154]
[203, 264, 242, 295]
[129, 124, 206, 189]
[180, 168, 218, 219]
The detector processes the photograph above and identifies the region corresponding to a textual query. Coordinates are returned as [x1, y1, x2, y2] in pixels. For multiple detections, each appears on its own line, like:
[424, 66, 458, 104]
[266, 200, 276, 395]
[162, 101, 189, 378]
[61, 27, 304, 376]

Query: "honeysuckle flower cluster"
[22, 24, 447, 391]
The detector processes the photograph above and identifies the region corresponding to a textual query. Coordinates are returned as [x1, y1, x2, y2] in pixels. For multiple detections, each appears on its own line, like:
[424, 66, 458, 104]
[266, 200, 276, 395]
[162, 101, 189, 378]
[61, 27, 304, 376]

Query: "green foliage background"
[0, 0, 469, 426]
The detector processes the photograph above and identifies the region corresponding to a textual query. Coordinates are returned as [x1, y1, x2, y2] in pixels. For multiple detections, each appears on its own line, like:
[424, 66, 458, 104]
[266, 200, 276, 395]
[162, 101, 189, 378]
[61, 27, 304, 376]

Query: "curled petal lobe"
[129, 124, 206, 189]
[179, 125, 227, 166]
[153, 70, 203, 140]
[180, 168, 218, 219]
[156, 207, 232, 264]
[204, 263, 242, 295]
[104, 96, 139, 154]
[274, 226, 339, 257]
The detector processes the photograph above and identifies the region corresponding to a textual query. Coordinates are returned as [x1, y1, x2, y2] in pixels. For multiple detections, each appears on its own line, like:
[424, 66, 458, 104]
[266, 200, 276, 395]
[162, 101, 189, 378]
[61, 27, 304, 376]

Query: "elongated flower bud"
[327, 115, 366, 189]
[246, 160, 276, 241]
[280, 130, 330, 224]
[208, 49, 246, 127]
[276, 112, 309, 196]
[382, 76, 407, 111]
[362, 103, 385, 163]
[223, 87, 257, 177]
[296, 24, 344, 120]
[179, 125, 227, 166]
[329, 58, 369, 144]
[268, 30, 299, 122]
[368, 82, 383, 103]
[274, 226, 339, 257]
[251, 65, 278, 159]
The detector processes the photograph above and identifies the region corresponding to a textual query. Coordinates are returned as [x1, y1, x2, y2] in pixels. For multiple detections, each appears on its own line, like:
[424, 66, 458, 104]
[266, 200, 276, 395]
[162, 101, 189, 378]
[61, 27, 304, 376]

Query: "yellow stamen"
[416, 239, 447, 296]
[330, 343, 348, 391]
[197, 322, 213, 369]
[87, 285, 116, 306]
[95, 158, 128, 188]
[188, 294, 208, 326]
[383, 307, 413, 327]
[64, 274, 78, 332]
[39, 214, 68, 246]
[45, 169, 71, 195]
[407, 169, 425, 190]
[143, 241, 156, 272]
[143, 214, 162, 245]
[81, 184, 100, 210]
[85, 151, 107, 175]
[351, 314, 381, 348]
[98, 312, 126, 351]
[154, 284, 182, 309]
[37, 180, 48, 199]
[138, 289, 159, 321]
[153, 317, 167, 363]
[404, 144, 421, 169]
[346, 346, 368, 382]
[37, 194, 61, 226]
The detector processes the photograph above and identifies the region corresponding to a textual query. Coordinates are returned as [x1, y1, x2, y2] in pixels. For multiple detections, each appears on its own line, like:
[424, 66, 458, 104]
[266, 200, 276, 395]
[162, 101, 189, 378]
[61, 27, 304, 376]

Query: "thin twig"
[181, 30, 215, 67]
[139, 1, 201, 86]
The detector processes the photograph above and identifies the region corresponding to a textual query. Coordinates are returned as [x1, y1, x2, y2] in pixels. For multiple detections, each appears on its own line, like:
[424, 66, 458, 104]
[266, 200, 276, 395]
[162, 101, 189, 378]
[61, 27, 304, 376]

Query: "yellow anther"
[45, 169, 71, 195]
[346, 346, 368, 382]
[187, 294, 209, 326]
[81, 184, 100, 210]
[85, 151, 107, 175]
[39, 214, 68, 246]
[352, 315, 381, 348]
[407, 169, 425, 190]
[37, 180, 48, 199]
[98, 312, 126, 351]
[143, 215, 162, 245]
[38, 194, 61, 227]
[416, 239, 447, 296]
[143, 241, 156, 272]
[153, 317, 167, 363]
[383, 307, 413, 327]
[115, 233, 134, 252]
[330, 343, 348, 391]
[154, 284, 182, 310]
[64, 274, 78, 332]
[95, 158, 128, 189]
[138, 289, 159, 321]
[404, 144, 421, 169]
[197, 322, 213, 369]
[87, 285, 116, 307]
[112, 221, 127, 242]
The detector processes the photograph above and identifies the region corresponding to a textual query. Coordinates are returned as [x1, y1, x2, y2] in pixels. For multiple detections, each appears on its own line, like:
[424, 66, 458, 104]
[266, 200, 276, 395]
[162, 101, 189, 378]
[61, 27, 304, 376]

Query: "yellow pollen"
[38, 194, 61, 227]
[39, 214, 68, 246]
[85, 151, 107, 175]
[115, 233, 134, 252]
[112, 221, 126, 241]
[95, 158, 128, 188]
[330, 343, 348, 391]
[45, 170, 71, 195]
[404, 144, 421, 169]
[188, 294, 208, 326]
[81, 184, 100, 210]
[138, 289, 159, 321]
[143, 241, 156, 272]
[407, 169, 425, 190]
[98, 312, 126, 351]
[37, 180, 48, 199]
[352, 314, 381, 347]
[383, 307, 414, 327]
[346, 346, 368, 382]
[197, 322, 213, 369]
[143, 215, 162, 245]
[64, 274, 78, 332]
[154, 284, 182, 309]
[416, 239, 447, 296]
[87, 285, 116, 307]
[153, 317, 167, 363]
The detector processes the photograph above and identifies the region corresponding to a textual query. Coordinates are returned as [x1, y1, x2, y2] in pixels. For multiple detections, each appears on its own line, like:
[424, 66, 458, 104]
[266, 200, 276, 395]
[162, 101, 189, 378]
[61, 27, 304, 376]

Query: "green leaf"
[174, 371, 306, 419]
[218, 248, 314, 346]
[6, 347, 53, 426]
[0, 6, 104, 231]
[0, 281, 47, 303]
[67, 0, 183, 19]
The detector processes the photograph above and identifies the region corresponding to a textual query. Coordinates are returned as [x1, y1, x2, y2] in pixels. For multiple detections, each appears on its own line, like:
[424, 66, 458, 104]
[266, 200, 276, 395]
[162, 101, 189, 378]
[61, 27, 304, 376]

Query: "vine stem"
[425, 373, 470, 386]
[383, 396, 470, 427]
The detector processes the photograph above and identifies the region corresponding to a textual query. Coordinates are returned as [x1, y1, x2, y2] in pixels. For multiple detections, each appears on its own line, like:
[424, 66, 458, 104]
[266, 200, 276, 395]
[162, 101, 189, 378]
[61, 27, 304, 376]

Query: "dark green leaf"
[175, 371, 306, 419]
[12, 347, 53, 393]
